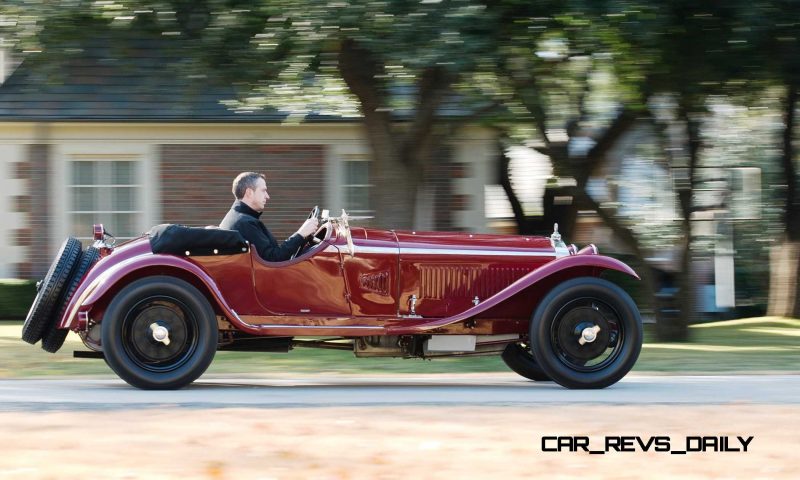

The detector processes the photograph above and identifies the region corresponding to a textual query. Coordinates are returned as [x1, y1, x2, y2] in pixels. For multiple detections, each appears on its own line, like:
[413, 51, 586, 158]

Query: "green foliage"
[0, 280, 35, 320]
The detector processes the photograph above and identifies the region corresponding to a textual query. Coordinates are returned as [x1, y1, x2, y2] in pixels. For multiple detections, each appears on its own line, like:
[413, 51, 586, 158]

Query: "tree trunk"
[660, 98, 701, 341]
[361, 117, 418, 229]
[660, 235, 692, 341]
[767, 236, 800, 317]
[338, 39, 451, 231]
[768, 83, 800, 318]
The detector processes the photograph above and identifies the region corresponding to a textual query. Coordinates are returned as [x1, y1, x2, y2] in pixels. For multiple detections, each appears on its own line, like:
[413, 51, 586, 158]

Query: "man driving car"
[220, 172, 319, 262]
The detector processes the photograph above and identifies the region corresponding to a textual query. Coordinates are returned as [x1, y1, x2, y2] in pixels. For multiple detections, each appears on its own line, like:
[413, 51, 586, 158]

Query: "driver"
[220, 172, 319, 262]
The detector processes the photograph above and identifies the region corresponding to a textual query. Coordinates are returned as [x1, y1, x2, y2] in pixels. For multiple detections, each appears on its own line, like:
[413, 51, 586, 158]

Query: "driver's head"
[233, 172, 269, 212]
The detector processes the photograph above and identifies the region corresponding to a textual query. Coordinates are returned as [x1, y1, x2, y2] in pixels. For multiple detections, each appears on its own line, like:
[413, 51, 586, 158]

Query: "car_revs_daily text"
[541, 435, 754, 454]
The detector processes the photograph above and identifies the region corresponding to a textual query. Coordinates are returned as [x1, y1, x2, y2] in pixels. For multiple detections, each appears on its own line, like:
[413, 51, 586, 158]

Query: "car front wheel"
[101, 276, 218, 390]
[501, 343, 551, 382]
[530, 277, 642, 389]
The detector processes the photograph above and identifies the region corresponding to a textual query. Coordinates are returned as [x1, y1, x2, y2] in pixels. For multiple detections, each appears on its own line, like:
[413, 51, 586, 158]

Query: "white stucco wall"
[0, 144, 27, 278]
[452, 128, 496, 233]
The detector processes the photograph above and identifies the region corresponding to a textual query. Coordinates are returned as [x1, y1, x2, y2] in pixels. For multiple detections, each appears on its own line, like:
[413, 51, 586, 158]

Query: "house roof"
[0, 33, 351, 123]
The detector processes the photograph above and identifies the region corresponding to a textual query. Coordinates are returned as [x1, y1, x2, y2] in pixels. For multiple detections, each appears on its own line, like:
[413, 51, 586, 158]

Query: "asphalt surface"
[0, 374, 797, 411]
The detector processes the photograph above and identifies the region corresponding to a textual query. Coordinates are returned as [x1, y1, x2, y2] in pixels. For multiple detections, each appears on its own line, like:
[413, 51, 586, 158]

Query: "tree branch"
[338, 38, 393, 137]
[586, 109, 638, 164]
[400, 66, 453, 166]
[573, 108, 638, 187]
[676, 95, 700, 225]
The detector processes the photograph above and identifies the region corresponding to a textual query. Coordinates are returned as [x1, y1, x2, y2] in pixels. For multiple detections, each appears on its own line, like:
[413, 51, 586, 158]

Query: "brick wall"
[160, 145, 326, 240]
[16, 145, 51, 278]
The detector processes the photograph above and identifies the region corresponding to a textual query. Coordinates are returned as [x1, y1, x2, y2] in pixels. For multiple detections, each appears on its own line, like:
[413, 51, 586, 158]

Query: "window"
[342, 155, 373, 218]
[68, 157, 142, 242]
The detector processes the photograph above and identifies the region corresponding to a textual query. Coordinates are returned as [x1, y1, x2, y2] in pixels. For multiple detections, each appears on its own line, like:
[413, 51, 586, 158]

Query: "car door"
[340, 228, 400, 317]
[252, 236, 351, 316]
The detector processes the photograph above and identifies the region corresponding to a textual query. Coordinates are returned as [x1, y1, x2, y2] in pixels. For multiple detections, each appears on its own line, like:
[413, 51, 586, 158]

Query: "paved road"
[0, 374, 797, 411]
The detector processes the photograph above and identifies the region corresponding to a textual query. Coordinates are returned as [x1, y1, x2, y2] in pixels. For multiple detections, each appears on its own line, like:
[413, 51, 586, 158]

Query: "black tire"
[530, 277, 642, 389]
[501, 343, 552, 382]
[41, 246, 101, 354]
[101, 276, 218, 389]
[21, 237, 82, 344]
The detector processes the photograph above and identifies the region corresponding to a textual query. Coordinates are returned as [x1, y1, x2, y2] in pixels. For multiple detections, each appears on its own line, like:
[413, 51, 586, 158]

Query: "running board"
[218, 336, 292, 352]
[74, 350, 104, 359]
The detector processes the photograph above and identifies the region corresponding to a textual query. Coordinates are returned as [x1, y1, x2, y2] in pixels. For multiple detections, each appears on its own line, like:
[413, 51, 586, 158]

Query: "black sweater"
[219, 200, 304, 262]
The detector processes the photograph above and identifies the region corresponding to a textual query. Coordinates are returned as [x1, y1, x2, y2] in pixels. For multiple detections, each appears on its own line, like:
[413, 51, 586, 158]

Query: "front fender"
[386, 254, 639, 334]
[60, 253, 239, 330]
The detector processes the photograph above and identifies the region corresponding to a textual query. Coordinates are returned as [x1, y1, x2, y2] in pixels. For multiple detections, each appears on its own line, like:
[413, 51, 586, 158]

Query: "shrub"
[0, 279, 36, 320]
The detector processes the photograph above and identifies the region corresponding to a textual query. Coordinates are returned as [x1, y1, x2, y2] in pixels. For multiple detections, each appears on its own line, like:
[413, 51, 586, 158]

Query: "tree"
[746, 0, 800, 318]
[479, 3, 638, 239]
[484, 1, 750, 340]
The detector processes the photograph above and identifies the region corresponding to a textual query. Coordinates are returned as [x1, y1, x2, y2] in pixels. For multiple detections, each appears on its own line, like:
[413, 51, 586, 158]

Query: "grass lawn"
[0, 317, 798, 378]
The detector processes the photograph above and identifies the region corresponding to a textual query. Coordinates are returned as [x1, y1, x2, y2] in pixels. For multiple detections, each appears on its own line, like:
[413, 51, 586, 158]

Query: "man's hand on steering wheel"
[291, 206, 321, 259]
[296, 206, 320, 238]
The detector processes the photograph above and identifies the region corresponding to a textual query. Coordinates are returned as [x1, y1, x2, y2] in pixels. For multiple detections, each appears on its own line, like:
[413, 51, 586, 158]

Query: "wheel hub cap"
[150, 322, 171, 346]
[555, 304, 614, 365]
[579, 325, 601, 345]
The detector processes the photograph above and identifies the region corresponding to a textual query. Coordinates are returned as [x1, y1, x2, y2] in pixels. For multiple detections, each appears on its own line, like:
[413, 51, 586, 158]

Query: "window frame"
[340, 154, 374, 217]
[53, 143, 158, 250]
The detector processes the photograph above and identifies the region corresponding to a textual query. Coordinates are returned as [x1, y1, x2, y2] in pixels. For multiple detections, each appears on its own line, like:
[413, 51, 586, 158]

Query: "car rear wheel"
[41, 246, 101, 353]
[21, 237, 82, 344]
[501, 343, 551, 381]
[530, 277, 642, 389]
[102, 276, 218, 390]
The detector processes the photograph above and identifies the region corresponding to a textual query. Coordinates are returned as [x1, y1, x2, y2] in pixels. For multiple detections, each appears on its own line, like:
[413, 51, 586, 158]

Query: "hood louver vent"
[420, 265, 531, 300]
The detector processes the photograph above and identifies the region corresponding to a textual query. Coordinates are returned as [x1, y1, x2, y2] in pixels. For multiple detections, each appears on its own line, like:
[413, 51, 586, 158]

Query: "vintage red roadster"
[22, 208, 643, 390]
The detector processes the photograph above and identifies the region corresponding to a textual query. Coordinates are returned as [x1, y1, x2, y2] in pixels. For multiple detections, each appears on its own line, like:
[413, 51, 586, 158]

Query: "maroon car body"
[26, 213, 643, 390]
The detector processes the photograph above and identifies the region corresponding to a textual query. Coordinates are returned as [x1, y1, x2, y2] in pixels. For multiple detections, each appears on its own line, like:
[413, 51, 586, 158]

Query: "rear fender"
[386, 254, 639, 334]
[60, 254, 240, 331]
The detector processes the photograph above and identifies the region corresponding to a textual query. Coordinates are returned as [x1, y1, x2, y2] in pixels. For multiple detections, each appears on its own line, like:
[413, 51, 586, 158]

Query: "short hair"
[232, 172, 266, 199]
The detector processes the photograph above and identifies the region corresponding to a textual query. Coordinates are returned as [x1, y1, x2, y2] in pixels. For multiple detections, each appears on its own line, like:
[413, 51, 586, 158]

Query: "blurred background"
[0, 0, 798, 343]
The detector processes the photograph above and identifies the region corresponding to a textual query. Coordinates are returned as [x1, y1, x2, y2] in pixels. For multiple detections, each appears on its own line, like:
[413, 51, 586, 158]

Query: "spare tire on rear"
[21, 237, 82, 344]
[41, 246, 101, 353]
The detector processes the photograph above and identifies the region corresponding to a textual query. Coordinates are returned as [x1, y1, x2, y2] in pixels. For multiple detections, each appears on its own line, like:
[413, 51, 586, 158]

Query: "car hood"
[348, 227, 556, 256]
[393, 230, 555, 254]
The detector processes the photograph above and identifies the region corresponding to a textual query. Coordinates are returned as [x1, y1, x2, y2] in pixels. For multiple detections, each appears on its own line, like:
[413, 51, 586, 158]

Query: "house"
[0, 36, 498, 279]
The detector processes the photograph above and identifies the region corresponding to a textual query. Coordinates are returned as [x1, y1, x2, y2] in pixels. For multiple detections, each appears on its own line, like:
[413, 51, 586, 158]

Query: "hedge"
[0, 279, 36, 320]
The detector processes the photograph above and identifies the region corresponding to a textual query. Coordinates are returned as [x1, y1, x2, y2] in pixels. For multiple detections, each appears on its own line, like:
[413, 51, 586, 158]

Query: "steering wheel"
[308, 205, 320, 221]
[291, 206, 321, 260]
